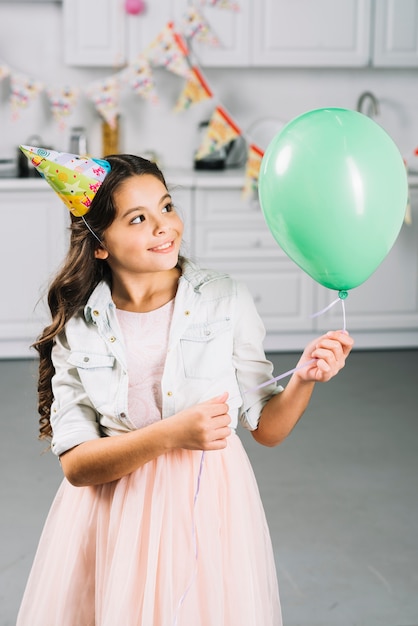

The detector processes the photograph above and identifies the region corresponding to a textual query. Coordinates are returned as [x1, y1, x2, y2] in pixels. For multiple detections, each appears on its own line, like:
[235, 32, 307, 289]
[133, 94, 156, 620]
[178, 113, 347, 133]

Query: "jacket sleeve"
[232, 281, 283, 431]
[50, 330, 102, 457]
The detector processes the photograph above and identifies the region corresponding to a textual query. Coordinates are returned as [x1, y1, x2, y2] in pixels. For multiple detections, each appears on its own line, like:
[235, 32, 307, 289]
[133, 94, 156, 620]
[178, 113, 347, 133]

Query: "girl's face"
[95, 174, 183, 278]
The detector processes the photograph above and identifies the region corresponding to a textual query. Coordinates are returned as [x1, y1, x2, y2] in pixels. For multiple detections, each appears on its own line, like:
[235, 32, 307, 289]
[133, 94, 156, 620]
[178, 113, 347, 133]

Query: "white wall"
[1, 2, 418, 169]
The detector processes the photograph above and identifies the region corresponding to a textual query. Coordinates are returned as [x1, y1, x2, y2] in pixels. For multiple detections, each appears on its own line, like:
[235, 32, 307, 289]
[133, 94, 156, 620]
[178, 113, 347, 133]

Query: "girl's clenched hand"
[295, 331, 354, 382]
[169, 393, 231, 451]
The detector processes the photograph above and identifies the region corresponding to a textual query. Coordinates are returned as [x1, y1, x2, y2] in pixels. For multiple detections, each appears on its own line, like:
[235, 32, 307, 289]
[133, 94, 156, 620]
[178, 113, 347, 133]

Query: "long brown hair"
[33, 154, 168, 439]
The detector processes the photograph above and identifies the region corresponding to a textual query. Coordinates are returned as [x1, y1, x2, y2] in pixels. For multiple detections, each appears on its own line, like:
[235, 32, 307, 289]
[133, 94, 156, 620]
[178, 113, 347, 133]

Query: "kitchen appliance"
[193, 120, 247, 171]
[69, 127, 88, 155]
[17, 135, 46, 178]
[0, 158, 17, 178]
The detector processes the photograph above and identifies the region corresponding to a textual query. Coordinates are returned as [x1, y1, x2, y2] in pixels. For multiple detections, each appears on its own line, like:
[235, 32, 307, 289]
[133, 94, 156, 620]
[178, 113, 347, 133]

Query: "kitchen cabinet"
[0, 183, 67, 358]
[252, 0, 371, 67]
[191, 175, 418, 351]
[0, 177, 193, 359]
[1, 174, 417, 358]
[315, 185, 418, 348]
[191, 182, 315, 350]
[63, 0, 418, 68]
[373, 0, 418, 67]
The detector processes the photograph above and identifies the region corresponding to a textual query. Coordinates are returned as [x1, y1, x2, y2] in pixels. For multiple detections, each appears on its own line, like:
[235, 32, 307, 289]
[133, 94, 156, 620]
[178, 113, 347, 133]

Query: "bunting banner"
[174, 66, 213, 112]
[124, 55, 159, 103]
[199, 0, 240, 10]
[86, 76, 120, 129]
[0, 63, 10, 81]
[47, 85, 80, 128]
[180, 7, 220, 46]
[195, 105, 241, 160]
[10, 73, 43, 119]
[146, 22, 191, 79]
[242, 144, 264, 200]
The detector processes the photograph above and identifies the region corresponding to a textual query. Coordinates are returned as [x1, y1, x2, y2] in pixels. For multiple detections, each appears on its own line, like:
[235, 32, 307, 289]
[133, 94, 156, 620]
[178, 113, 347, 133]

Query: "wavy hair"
[33, 154, 168, 439]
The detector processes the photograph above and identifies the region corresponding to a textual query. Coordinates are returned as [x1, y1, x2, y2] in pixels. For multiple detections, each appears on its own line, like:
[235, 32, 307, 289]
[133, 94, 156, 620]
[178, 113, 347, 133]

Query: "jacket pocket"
[67, 351, 116, 410]
[180, 318, 232, 380]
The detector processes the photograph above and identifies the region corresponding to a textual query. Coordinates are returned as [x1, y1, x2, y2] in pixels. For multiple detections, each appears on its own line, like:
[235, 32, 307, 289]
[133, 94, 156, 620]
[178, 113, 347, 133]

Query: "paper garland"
[10, 73, 43, 120]
[242, 144, 264, 199]
[0, 0, 270, 196]
[181, 7, 221, 46]
[195, 105, 241, 160]
[146, 22, 191, 79]
[47, 86, 80, 129]
[174, 66, 213, 112]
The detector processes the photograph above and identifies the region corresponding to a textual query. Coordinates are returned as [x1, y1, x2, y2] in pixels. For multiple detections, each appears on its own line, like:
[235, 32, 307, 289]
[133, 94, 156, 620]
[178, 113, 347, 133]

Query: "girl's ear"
[95, 247, 109, 260]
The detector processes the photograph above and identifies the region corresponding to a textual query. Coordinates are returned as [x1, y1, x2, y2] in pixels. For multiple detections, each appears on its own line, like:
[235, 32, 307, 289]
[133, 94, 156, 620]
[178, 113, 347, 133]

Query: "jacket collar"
[83, 257, 227, 322]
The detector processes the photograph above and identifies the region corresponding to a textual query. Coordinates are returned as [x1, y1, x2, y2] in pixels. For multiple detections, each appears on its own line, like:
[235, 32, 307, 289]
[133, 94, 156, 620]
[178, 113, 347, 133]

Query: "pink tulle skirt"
[17, 433, 282, 626]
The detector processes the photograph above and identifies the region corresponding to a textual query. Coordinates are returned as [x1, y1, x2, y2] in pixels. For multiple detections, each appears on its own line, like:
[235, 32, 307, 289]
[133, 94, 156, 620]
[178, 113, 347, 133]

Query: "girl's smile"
[95, 173, 184, 278]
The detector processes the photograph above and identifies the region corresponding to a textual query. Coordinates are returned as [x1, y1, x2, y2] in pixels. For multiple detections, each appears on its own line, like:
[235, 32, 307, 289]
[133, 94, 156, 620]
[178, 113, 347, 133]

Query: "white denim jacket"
[50, 259, 282, 456]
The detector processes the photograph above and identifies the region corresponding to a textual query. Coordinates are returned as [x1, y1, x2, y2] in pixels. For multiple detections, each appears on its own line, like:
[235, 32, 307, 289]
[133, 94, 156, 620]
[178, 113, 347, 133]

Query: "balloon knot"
[338, 290, 348, 300]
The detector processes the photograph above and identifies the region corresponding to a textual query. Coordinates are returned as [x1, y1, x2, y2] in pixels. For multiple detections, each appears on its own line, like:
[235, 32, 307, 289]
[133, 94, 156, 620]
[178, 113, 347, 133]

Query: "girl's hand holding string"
[294, 330, 354, 383]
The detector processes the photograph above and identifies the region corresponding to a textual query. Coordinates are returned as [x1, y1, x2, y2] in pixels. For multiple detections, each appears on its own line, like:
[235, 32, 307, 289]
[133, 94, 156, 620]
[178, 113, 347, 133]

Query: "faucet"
[356, 91, 380, 117]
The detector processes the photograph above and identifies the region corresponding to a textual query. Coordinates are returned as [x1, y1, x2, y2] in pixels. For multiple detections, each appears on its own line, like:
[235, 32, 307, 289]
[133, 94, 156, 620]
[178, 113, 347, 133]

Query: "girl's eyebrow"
[121, 193, 172, 219]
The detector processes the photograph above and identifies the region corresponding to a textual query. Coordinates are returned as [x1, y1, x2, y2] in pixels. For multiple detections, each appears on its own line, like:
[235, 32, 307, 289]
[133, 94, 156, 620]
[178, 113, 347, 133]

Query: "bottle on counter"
[102, 117, 120, 156]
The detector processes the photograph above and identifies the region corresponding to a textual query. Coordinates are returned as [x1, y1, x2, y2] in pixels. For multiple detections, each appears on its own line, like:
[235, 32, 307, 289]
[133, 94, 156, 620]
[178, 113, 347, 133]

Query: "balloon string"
[172, 450, 205, 626]
[310, 296, 347, 332]
[173, 296, 348, 621]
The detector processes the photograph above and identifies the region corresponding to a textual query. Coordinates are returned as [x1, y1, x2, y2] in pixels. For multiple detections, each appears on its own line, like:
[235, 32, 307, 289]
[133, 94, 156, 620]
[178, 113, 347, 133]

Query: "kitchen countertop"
[1, 168, 418, 189]
[0, 167, 248, 191]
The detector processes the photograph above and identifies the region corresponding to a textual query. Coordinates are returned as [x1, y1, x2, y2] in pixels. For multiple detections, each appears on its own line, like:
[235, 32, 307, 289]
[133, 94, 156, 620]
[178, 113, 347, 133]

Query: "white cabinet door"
[252, 0, 371, 67]
[0, 189, 67, 358]
[127, 0, 185, 62]
[192, 187, 315, 340]
[373, 0, 418, 67]
[63, 0, 127, 67]
[314, 191, 418, 348]
[181, 0, 251, 67]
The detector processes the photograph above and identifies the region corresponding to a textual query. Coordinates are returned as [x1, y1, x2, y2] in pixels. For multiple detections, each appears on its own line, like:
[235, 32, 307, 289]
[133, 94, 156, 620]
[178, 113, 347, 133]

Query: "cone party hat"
[19, 145, 111, 216]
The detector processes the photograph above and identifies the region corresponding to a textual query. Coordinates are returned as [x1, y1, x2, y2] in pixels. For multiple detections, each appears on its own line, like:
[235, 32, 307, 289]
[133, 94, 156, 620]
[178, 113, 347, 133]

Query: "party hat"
[19, 145, 111, 216]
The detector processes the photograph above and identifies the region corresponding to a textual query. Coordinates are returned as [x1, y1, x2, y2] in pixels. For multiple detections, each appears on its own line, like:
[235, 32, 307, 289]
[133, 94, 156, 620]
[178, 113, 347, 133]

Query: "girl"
[17, 151, 353, 626]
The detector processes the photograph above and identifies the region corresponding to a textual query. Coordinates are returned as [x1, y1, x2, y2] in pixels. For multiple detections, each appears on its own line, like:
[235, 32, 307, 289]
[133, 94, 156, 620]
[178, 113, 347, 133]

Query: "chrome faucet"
[356, 91, 380, 117]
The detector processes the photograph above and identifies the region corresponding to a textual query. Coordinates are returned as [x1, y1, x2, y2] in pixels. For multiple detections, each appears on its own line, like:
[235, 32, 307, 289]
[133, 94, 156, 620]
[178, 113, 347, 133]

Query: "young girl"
[17, 150, 353, 626]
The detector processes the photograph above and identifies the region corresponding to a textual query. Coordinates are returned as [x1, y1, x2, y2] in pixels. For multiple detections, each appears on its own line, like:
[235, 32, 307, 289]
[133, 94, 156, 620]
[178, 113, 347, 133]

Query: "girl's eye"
[130, 214, 145, 224]
[162, 202, 174, 213]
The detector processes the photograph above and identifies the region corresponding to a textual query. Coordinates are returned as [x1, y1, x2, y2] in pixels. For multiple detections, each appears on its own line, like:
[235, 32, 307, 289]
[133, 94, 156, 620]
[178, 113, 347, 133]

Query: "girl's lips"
[149, 240, 175, 253]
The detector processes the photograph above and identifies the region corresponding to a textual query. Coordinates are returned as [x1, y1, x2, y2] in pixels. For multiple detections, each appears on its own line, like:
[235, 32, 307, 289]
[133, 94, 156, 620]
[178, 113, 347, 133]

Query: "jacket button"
[109, 336, 116, 342]
[167, 391, 173, 397]
[184, 310, 190, 316]
[93, 310, 100, 316]
[120, 412, 126, 419]
[83, 356, 89, 362]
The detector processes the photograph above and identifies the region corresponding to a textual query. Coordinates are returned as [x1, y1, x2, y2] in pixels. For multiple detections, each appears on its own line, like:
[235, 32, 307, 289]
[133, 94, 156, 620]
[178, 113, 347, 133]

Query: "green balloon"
[258, 108, 408, 291]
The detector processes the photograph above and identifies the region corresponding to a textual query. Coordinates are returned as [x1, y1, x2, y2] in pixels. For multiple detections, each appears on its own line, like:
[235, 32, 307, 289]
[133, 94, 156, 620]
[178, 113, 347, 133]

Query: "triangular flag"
[146, 22, 191, 79]
[19, 145, 111, 217]
[180, 7, 220, 46]
[10, 72, 43, 119]
[174, 66, 213, 112]
[199, 0, 240, 10]
[47, 85, 79, 128]
[242, 144, 264, 200]
[86, 76, 120, 129]
[195, 106, 241, 160]
[124, 55, 159, 103]
[0, 63, 10, 81]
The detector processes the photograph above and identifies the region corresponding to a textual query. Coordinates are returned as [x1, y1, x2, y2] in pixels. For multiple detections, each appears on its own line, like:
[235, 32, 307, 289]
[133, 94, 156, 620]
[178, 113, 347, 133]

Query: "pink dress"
[17, 301, 282, 626]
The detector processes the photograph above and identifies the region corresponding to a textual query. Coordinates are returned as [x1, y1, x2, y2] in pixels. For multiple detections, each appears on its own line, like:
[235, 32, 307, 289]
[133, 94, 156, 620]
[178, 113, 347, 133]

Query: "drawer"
[195, 224, 284, 259]
[194, 187, 265, 223]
